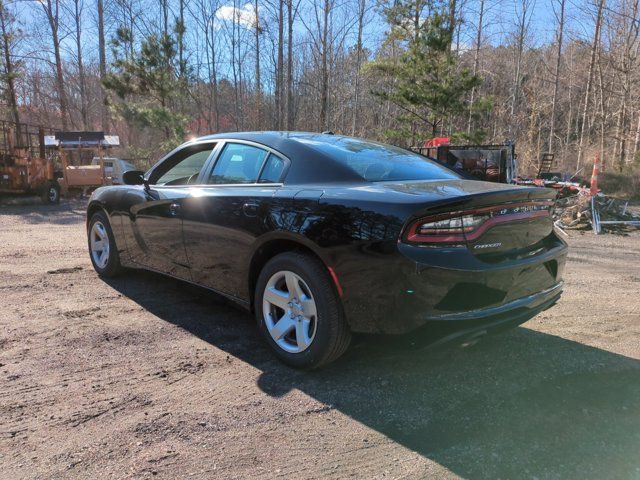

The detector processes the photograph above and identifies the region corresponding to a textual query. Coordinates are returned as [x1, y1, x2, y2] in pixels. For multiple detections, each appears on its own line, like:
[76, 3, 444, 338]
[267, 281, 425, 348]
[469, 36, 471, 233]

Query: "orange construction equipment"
[590, 153, 600, 196]
[0, 121, 60, 203]
[44, 132, 120, 196]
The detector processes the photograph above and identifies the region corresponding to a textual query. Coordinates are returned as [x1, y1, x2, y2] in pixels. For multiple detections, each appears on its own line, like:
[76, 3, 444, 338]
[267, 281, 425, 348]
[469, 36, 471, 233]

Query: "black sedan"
[86, 132, 567, 368]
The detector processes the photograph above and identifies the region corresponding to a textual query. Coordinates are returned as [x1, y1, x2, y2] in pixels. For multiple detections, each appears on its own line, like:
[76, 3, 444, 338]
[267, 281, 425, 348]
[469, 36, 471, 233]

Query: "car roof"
[192, 131, 365, 184]
[199, 131, 337, 143]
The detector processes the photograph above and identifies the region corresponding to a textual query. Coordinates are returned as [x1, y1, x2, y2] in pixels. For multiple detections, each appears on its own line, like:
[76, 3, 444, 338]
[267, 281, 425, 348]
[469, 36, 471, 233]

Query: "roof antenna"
[322, 130, 334, 135]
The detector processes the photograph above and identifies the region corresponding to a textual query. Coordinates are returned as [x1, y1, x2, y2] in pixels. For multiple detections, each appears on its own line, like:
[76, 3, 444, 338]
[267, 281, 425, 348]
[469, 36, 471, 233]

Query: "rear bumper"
[421, 281, 562, 323]
[396, 285, 562, 349]
[340, 235, 567, 334]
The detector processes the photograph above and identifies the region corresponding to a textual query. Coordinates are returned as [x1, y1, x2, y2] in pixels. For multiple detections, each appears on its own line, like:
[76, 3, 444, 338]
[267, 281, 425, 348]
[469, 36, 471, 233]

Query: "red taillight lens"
[415, 216, 466, 235]
[406, 212, 482, 243]
[404, 201, 553, 244]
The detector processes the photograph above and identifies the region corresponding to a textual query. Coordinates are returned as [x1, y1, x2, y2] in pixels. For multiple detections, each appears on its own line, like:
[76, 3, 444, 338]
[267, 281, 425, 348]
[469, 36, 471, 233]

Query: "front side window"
[151, 144, 215, 185]
[208, 143, 269, 184]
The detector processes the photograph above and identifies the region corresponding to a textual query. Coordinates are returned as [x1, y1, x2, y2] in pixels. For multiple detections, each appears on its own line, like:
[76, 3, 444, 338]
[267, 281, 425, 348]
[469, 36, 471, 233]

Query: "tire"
[255, 252, 351, 369]
[87, 210, 123, 277]
[41, 180, 60, 204]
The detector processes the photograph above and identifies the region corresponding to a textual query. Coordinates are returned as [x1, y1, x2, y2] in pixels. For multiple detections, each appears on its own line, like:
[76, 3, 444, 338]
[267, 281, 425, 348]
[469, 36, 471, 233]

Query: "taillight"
[404, 201, 553, 244]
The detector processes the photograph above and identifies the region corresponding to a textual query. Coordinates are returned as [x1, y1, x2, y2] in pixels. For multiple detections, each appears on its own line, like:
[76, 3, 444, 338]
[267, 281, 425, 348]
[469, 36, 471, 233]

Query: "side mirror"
[122, 170, 145, 185]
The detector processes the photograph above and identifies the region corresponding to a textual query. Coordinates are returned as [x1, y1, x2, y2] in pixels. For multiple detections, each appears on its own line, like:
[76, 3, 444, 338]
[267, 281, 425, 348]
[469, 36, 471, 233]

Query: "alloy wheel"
[90, 221, 110, 269]
[262, 270, 318, 353]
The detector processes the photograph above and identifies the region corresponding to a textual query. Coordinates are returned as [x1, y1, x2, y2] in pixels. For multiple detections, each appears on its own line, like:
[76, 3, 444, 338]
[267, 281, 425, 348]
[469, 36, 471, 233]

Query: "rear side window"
[259, 154, 287, 183]
[208, 143, 269, 184]
[297, 136, 460, 182]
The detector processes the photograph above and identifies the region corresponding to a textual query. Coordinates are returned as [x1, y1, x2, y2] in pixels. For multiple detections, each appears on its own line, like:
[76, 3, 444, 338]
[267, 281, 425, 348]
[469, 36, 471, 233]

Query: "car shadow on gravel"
[104, 270, 640, 479]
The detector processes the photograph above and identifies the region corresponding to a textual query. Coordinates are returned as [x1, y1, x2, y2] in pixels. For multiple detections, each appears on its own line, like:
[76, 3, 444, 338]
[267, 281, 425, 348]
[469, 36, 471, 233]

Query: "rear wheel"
[88, 211, 122, 277]
[255, 252, 351, 369]
[41, 180, 60, 204]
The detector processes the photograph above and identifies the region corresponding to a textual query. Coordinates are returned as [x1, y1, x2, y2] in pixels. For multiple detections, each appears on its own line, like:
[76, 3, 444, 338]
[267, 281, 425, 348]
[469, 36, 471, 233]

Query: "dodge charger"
[86, 132, 568, 368]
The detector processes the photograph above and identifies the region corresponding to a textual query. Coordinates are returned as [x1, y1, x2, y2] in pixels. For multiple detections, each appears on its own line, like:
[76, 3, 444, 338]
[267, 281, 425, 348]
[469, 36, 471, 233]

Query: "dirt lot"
[1, 200, 639, 479]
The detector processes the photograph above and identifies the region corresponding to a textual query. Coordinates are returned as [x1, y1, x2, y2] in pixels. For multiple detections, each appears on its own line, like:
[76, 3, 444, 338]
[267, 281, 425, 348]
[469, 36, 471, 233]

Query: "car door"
[120, 142, 218, 279]
[181, 141, 289, 299]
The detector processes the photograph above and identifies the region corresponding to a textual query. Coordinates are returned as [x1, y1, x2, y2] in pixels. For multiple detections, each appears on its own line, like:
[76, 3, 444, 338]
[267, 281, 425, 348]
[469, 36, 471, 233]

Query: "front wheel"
[87, 211, 123, 277]
[255, 252, 351, 369]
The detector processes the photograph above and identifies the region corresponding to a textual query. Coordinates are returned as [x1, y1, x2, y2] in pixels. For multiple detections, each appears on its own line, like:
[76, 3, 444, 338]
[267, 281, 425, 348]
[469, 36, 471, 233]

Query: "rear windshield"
[298, 136, 460, 182]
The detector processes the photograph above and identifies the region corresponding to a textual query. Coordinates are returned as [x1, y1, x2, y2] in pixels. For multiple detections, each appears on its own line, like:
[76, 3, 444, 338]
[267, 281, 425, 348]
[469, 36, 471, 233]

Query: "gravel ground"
[1, 200, 639, 479]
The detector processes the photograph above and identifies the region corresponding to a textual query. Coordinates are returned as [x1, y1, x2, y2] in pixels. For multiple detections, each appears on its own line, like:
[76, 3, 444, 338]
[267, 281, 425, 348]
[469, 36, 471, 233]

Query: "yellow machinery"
[0, 121, 60, 203]
[44, 131, 121, 196]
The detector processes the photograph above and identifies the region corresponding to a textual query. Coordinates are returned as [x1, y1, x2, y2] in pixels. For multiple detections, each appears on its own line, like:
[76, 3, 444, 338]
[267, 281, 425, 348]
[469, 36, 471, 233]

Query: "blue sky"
[16, 0, 598, 78]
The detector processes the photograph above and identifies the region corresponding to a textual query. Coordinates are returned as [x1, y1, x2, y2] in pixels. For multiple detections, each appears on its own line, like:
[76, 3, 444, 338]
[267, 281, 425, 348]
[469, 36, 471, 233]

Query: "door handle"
[242, 202, 259, 217]
[169, 202, 181, 217]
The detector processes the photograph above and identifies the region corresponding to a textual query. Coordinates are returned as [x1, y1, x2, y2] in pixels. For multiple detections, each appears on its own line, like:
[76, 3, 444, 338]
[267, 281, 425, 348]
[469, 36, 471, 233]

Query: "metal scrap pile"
[554, 193, 640, 235]
[549, 153, 639, 235]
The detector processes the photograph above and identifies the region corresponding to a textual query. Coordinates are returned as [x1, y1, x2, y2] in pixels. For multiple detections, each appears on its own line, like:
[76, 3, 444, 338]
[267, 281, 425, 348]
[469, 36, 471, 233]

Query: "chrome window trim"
[145, 138, 290, 188]
[151, 182, 284, 189]
[201, 139, 291, 186]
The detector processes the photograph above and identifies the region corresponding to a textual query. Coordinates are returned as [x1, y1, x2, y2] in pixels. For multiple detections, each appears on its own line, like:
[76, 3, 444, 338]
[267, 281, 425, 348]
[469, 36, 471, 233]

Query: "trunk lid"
[398, 180, 557, 254]
[463, 202, 554, 254]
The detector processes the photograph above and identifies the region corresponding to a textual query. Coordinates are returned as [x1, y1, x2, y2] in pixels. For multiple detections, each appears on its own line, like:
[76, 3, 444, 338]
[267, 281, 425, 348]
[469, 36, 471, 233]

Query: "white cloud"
[215, 3, 257, 29]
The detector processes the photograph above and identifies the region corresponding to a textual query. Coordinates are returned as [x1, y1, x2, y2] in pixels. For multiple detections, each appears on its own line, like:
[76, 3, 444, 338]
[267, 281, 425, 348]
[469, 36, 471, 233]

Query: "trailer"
[44, 132, 120, 196]
[413, 139, 518, 184]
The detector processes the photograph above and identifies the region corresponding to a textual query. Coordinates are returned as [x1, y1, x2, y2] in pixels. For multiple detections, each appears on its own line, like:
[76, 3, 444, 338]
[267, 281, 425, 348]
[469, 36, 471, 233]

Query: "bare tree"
[317, 0, 332, 130]
[510, 0, 533, 120]
[0, 1, 20, 133]
[611, 0, 639, 169]
[254, 0, 262, 127]
[548, 0, 566, 152]
[467, 0, 485, 135]
[577, 0, 605, 170]
[70, 0, 88, 129]
[97, 0, 109, 131]
[351, 0, 367, 135]
[276, 0, 284, 128]
[286, 0, 299, 130]
[633, 111, 640, 163]
[41, 0, 70, 130]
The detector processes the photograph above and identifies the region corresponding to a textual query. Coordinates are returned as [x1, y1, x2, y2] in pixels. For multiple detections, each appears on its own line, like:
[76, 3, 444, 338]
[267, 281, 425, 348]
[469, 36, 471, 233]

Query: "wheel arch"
[247, 234, 338, 312]
[86, 201, 108, 229]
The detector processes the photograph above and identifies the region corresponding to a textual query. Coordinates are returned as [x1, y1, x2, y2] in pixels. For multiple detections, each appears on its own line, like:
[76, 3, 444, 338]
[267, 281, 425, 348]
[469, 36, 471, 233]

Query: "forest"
[1, 0, 639, 177]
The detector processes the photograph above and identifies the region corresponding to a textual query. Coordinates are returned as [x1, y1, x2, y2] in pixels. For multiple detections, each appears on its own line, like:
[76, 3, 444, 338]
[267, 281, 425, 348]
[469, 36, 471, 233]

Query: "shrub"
[599, 169, 640, 199]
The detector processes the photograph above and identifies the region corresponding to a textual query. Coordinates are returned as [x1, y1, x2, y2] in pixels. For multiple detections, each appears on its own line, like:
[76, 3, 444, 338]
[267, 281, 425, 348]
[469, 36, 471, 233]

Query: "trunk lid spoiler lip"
[401, 188, 557, 236]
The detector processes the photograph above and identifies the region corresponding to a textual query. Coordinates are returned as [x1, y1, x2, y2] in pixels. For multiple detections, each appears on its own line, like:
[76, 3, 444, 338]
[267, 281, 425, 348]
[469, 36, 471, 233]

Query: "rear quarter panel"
[266, 186, 412, 333]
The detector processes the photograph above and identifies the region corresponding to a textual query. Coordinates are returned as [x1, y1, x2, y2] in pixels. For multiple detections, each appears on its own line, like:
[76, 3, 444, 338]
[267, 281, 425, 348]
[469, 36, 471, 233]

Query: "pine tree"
[103, 29, 188, 151]
[368, 1, 490, 143]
